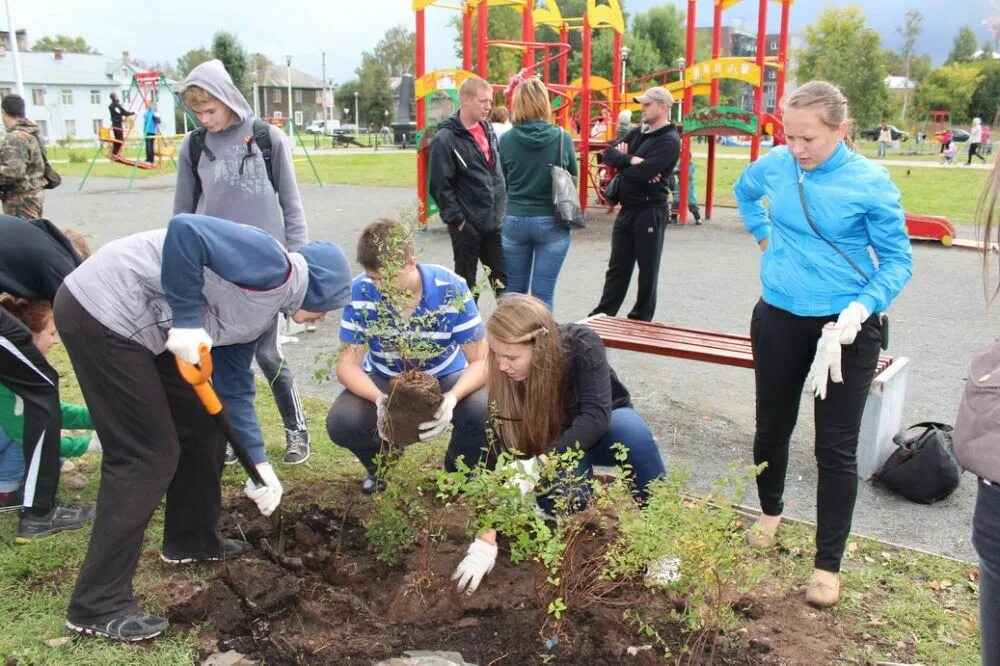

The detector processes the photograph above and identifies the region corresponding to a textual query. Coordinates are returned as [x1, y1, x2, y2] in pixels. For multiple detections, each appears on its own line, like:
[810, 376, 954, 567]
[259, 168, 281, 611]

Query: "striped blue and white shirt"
[339, 263, 485, 378]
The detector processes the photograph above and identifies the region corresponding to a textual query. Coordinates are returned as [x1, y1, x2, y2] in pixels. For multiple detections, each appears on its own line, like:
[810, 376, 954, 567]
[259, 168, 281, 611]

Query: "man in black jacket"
[428, 77, 507, 298]
[108, 92, 134, 157]
[0, 217, 94, 539]
[590, 86, 681, 321]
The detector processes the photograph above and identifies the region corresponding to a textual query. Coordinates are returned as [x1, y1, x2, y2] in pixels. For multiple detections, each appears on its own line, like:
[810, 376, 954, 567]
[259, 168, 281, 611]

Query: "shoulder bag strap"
[795, 168, 870, 283]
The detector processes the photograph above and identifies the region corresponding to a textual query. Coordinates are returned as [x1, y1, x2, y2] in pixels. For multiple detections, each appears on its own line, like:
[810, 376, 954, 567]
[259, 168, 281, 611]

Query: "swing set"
[78, 72, 188, 191]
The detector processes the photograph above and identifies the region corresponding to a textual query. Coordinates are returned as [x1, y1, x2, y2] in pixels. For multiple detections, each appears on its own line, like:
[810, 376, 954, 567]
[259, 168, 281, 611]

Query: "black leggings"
[750, 299, 881, 573]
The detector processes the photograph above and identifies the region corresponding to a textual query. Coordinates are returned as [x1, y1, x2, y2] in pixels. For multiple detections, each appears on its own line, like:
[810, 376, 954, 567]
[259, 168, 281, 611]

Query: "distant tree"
[211, 31, 250, 99]
[895, 9, 922, 119]
[356, 53, 393, 128]
[914, 63, 984, 122]
[980, 40, 996, 59]
[969, 60, 1000, 121]
[176, 48, 212, 79]
[375, 25, 415, 77]
[151, 61, 179, 80]
[32, 35, 98, 54]
[796, 7, 889, 128]
[587, 31, 660, 82]
[947, 26, 978, 64]
[335, 79, 360, 124]
[631, 5, 685, 71]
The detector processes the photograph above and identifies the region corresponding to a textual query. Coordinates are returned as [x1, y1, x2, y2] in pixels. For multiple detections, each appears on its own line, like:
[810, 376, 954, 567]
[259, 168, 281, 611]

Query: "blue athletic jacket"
[733, 142, 912, 317]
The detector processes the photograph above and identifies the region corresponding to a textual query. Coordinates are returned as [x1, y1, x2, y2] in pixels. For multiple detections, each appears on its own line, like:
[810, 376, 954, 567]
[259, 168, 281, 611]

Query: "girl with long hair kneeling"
[452, 294, 666, 594]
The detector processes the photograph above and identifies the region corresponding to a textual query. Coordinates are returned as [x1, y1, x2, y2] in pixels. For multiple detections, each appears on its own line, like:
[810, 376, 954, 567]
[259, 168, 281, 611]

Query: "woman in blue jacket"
[733, 81, 913, 607]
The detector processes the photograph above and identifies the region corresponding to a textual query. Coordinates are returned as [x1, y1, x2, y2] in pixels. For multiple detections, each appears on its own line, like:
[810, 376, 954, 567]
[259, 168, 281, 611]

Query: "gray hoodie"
[173, 59, 308, 250]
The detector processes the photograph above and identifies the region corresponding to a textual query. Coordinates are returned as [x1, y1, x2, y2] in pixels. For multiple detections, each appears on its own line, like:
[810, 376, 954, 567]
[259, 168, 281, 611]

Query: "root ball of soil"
[384, 370, 442, 446]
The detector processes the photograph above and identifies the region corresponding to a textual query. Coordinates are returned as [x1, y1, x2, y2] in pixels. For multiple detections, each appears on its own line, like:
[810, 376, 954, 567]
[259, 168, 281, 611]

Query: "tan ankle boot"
[747, 515, 780, 548]
[805, 569, 840, 607]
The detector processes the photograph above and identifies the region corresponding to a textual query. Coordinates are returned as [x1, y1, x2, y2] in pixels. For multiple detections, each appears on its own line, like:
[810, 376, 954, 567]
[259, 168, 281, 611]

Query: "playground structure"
[79, 71, 324, 192]
[412, 0, 792, 225]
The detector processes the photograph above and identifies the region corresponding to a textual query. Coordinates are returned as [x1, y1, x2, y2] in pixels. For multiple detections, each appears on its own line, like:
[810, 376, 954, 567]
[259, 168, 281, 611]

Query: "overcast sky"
[12, 0, 999, 84]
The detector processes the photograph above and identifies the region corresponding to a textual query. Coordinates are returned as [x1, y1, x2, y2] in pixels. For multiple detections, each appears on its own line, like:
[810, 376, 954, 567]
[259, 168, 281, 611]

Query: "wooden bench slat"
[580, 314, 894, 377]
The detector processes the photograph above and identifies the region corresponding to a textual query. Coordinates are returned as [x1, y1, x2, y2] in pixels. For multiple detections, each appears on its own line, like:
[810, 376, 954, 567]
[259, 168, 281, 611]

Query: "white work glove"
[244, 462, 283, 517]
[86, 432, 102, 454]
[418, 392, 458, 441]
[165, 327, 213, 364]
[834, 301, 870, 345]
[502, 457, 540, 496]
[452, 538, 498, 594]
[375, 394, 391, 442]
[806, 324, 844, 400]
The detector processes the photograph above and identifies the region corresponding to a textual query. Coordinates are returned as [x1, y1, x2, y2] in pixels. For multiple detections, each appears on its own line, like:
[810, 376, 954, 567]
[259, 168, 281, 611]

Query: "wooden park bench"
[578, 314, 910, 480]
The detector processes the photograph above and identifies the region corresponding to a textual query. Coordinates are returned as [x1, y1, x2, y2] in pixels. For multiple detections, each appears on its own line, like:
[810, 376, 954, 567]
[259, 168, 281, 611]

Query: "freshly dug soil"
[154, 485, 863, 665]
[384, 369, 441, 446]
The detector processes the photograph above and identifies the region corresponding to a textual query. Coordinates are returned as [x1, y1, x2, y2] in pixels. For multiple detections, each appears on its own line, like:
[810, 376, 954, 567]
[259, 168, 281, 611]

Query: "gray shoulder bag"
[795, 170, 888, 349]
[552, 130, 584, 229]
[953, 339, 1000, 483]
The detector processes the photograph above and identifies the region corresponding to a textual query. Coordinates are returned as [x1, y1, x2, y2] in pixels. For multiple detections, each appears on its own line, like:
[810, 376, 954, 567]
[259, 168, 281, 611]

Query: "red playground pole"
[521, 2, 535, 72]
[477, 1, 488, 78]
[579, 12, 592, 213]
[678, 0, 696, 223]
[750, 0, 767, 162]
[776, 0, 791, 112]
[416, 7, 427, 226]
[558, 23, 569, 129]
[611, 30, 622, 136]
[705, 0, 722, 221]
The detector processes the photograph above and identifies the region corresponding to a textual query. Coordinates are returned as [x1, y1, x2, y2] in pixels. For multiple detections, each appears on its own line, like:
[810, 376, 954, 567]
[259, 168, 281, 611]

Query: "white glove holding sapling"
[418, 392, 458, 441]
[807, 324, 844, 400]
[834, 301, 870, 345]
[452, 538, 498, 594]
[166, 327, 213, 364]
[502, 457, 540, 496]
[244, 462, 283, 517]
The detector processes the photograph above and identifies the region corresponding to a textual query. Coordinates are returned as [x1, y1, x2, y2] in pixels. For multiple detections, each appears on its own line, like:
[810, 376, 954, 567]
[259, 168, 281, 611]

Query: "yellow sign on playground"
[685, 58, 761, 86]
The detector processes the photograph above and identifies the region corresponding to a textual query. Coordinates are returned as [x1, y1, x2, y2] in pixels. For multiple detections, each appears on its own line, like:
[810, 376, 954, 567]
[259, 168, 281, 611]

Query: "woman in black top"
[451, 294, 666, 594]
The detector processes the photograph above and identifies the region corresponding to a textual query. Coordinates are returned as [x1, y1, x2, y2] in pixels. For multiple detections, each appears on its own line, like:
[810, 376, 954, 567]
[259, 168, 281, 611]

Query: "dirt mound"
[385, 370, 441, 446]
[160, 492, 858, 665]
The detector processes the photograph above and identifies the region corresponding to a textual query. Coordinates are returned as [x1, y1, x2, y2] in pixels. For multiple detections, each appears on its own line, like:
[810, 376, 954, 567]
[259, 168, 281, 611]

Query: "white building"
[0, 45, 177, 142]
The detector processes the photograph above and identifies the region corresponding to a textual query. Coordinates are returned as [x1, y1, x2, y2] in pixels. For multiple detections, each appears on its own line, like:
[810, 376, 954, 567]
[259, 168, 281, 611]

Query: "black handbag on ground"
[876, 422, 961, 504]
[551, 130, 585, 229]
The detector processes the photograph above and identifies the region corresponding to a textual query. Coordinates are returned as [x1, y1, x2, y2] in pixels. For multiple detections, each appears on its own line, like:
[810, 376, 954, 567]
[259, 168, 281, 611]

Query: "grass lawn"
[0, 345, 982, 664]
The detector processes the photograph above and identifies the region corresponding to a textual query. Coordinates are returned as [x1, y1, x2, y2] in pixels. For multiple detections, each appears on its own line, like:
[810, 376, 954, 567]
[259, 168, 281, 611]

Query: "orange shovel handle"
[174, 344, 222, 415]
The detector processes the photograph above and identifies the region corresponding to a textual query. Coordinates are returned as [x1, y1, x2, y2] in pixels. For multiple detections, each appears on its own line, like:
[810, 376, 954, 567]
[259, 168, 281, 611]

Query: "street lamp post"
[354, 91, 359, 133]
[675, 57, 686, 125]
[620, 45, 630, 95]
[284, 55, 293, 133]
[330, 80, 336, 121]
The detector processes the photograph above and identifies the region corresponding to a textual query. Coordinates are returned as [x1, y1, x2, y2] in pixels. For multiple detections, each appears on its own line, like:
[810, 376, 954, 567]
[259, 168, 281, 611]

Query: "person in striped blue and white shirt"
[326, 219, 489, 493]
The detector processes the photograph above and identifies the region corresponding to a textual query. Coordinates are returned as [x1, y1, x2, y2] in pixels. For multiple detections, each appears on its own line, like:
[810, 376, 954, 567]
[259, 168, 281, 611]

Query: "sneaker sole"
[65, 619, 164, 642]
[282, 450, 311, 465]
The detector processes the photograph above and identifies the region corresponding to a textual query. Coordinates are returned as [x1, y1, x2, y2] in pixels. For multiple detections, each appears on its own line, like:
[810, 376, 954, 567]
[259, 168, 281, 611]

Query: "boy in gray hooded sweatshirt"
[174, 59, 313, 465]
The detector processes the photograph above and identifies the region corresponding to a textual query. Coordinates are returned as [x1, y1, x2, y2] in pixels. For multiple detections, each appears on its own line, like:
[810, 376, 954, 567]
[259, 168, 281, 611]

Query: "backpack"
[187, 118, 275, 210]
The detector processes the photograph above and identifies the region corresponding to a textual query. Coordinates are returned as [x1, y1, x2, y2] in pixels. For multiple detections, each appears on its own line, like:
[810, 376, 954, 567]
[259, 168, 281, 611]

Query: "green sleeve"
[60, 434, 91, 458]
[60, 402, 93, 430]
[0, 385, 25, 444]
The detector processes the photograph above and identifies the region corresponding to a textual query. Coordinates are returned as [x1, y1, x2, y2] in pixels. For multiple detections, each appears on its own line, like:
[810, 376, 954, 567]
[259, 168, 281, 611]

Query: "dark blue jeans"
[974, 478, 1000, 666]
[536, 407, 666, 514]
[501, 214, 571, 310]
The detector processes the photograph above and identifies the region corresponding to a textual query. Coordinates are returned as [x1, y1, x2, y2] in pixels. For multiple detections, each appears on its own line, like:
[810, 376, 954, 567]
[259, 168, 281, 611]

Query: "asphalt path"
[43, 174, 999, 562]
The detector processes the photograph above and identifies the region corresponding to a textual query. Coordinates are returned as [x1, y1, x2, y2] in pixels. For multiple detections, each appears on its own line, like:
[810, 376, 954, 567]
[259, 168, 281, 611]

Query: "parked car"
[934, 128, 970, 143]
[861, 125, 909, 142]
[304, 120, 326, 135]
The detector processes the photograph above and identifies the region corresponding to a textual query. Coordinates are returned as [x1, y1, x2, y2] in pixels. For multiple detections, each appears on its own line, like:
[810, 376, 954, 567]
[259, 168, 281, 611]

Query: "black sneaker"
[66, 611, 168, 641]
[16, 503, 95, 541]
[283, 429, 311, 465]
[160, 537, 251, 565]
[361, 474, 387, 495]
[224, 444, 238, 466]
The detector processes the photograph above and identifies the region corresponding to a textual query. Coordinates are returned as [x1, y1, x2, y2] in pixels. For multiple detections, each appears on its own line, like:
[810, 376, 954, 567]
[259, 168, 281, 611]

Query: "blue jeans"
[501, 215, 570, 309]
[536, 407, 666, 514]
[877, 141, 888, 158]
[974, 478, 1000, 666]
[0, 427, 23, 492]
[212, 342, 268, 464]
